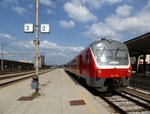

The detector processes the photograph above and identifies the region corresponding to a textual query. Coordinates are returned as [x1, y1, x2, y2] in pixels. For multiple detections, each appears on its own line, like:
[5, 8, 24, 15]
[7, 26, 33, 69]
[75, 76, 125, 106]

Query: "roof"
[124, 32, 150, 57]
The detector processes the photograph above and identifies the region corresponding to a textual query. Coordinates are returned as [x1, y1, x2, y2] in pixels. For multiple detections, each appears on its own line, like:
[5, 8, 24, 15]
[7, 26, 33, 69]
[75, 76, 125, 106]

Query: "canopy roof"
[124, 32, 150, 57]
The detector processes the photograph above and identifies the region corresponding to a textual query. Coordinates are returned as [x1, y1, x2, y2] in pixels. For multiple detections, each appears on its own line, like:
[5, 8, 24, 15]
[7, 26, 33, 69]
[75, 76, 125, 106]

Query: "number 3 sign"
[41, 24, 50, 33]
[24, 24, 34, 33]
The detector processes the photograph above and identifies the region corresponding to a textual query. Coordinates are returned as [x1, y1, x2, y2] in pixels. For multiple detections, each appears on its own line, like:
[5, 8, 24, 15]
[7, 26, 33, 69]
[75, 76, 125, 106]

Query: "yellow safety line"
[64, 75, 100, 114]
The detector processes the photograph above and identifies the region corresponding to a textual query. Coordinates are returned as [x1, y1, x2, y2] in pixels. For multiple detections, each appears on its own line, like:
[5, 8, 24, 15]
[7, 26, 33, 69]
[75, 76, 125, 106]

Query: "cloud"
[28, 4, 33, 9]
[45, 52, 68, 65]
[0, 33, 34, 50]
[63, 0, 121, 23]
[1, 0, 26, 15]
[72, 0, 122, 9]
[85, 23, 121, 40]
[105, 0, 122, 5]
[1, 0, 19, 6]
[64, 1, 97, 23]
[60, 20, 75, 29]
[39, 0, 54, 7]
[0, 32, 84, 65]
[0, 33, 16, 40]
[106, 2, 150, 33]
[81, 0, 103, 9]
[62, 46, 84, 53]
[12, 6, 26, 15]
[40, 40, 84, 52]
[39, 40, 84, 64]
[85, 1, 150, 40]
[18, 41, 33, 48]
[116, 4, 133, 17]
[50, 52, 67, 57]
[47, 9, 52, 15]
[141, 0, 150, 15]
[39, 0, 55, 15]
[0, 0, 26, 15]
[40, 40, 60, 49]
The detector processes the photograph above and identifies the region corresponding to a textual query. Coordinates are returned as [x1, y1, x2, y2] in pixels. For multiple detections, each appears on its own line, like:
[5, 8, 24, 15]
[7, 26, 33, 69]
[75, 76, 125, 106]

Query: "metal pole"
[33, 0, 39, 93]
[1, 43, 6, 71]
[1, 44, 3, 71]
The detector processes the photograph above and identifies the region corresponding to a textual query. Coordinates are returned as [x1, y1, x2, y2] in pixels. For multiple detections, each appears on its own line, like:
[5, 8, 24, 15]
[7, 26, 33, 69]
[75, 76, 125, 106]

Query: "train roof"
[90, 38, 119, 46]
[89, 38, 126, 49]
[79, 38, 126, 54]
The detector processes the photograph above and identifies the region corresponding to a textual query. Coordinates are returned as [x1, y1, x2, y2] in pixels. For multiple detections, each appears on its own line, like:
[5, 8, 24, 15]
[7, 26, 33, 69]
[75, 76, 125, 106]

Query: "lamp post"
[24, 0, 49, 93]
[1, 43, 7, 71]
[33, 0, 40, 93]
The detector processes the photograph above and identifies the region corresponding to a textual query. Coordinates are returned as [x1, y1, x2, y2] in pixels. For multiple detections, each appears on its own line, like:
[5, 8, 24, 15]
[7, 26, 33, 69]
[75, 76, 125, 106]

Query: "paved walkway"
[0, 69, 111, 114]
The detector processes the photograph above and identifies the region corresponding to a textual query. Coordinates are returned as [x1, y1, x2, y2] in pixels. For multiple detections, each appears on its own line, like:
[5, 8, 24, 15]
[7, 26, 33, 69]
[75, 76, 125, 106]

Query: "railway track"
[0, 69, 36, 75]
[0, 69, 52, 87]
[123, 87, 150, 104]
[97, 90, 150, 114]
[65, 72, 150, 114]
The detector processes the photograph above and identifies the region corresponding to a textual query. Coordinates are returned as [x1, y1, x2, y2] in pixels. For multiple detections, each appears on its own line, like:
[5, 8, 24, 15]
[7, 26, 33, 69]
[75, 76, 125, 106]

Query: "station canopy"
[124, 32, 150, 57]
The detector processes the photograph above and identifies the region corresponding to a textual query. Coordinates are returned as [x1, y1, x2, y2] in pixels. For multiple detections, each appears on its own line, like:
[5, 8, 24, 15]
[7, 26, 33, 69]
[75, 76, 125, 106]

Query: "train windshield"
[94, 48, 129, 66]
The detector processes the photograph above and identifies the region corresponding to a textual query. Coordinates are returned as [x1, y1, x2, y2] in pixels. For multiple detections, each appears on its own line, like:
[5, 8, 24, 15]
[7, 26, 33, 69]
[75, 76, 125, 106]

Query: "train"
[64, 38, 132, 91]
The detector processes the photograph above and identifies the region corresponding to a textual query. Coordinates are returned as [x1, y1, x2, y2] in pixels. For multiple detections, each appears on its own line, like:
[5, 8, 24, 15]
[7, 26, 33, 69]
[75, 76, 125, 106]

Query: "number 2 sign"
[41, 24, 50, 33]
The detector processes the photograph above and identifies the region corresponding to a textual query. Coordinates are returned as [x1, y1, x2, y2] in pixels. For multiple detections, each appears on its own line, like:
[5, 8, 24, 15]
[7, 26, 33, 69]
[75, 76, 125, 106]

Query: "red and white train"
[65, 39, 132, 91]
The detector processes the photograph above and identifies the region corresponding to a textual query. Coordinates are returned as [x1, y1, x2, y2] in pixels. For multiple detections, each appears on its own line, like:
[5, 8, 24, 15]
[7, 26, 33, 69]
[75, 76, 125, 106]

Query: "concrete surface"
[0, 69, 111, 114]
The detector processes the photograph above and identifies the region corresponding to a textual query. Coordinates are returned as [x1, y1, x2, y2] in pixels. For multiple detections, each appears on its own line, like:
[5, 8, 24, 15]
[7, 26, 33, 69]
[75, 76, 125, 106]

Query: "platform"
[0, 69, 111, 114]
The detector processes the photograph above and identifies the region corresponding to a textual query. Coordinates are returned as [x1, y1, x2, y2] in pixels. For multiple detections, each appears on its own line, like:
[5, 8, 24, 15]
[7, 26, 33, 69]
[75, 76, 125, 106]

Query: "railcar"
[65, 39, 132, 91]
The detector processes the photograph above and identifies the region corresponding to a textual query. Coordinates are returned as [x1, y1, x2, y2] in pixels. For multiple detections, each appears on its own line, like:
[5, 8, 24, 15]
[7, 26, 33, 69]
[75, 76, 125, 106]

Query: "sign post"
[33, 0, 39, 93]
[24, 0, 50, 94]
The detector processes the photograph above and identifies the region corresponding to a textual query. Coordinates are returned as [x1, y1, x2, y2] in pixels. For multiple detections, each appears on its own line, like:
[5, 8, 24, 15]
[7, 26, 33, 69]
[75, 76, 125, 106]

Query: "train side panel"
[79, 48, 96, 77]
[78, 48, 102, 87]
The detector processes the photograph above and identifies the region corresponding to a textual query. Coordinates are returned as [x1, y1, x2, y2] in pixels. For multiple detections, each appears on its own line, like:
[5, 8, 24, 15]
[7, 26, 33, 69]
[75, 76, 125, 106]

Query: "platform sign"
[24, 24, 34, 33]
[40, 24, 50, 33]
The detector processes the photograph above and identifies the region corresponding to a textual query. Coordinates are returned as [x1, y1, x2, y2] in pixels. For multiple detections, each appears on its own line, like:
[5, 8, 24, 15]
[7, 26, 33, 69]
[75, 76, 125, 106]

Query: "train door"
[85, 51, 90, 76]
[80, 55, 82, 75]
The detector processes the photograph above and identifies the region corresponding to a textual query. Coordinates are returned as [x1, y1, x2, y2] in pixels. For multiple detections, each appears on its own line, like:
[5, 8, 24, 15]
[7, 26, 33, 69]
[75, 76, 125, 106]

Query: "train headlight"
[127, 69, 131, 77]
[97, 69, 102, 78]
[128, 69, 131, 73]
[98, 69, 102, 74]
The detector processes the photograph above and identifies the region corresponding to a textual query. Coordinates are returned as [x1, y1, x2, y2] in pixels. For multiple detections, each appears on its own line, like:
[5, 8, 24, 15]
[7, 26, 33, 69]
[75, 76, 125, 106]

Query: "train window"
[80, 55, 82, 66]
[71, 59, 76, 65]
[114, 50, 126, 57]
[94, 48, 102, 56]
[94, 48, 128, 66]
[86, 51, 90, 64]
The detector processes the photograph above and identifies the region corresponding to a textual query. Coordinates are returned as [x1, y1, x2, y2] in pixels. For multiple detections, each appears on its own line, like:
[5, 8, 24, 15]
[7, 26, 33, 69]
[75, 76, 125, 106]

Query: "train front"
[90, 39, 132, 91]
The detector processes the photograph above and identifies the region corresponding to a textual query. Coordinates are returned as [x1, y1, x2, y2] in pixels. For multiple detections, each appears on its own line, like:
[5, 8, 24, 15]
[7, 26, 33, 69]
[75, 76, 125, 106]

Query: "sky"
[0, 0, 150, 65]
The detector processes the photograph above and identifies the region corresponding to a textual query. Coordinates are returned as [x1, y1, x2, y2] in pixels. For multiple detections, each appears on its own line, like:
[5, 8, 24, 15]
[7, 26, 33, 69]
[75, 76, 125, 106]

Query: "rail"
[98, 91, 150, 114]
[0, 69, 52, 87]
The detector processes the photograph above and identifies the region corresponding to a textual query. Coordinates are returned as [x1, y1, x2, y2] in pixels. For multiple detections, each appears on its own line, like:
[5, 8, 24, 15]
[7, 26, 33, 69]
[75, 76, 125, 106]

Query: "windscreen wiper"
[100, 47, 105, 57]
[115, 48, 119, 57]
